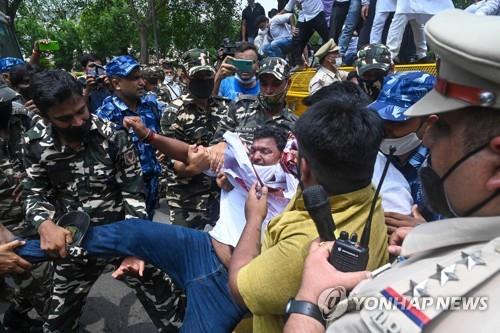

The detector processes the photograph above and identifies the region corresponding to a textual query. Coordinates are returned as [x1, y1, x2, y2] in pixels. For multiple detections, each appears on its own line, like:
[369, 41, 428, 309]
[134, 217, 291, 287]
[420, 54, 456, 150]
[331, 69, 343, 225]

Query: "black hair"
[8, 63, 41, 87]
[268, 9, 278, 18]
[346, 70, 358, 82]
[162, 62, 174, 70]
[295, 97, 384, 195]
[31, 70, 83, 118]
[236, 42, 259, 57]
[303, 81, 370, 107]
[79, 54, 102, 68]
[256, 15, 269, 27]
[253, 125, 288, 152]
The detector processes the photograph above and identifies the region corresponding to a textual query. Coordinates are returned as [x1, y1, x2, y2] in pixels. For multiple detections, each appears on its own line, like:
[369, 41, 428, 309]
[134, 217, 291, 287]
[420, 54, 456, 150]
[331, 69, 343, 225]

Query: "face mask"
[359, 78, 383, 100]
[0, 102, 13, 129]
[259, 84, 287, 109]
[334, 57, 343, 67]
[53, 117, 92, 142]
[189, 78, 214, 99]
[235, 73, 256, 85]
[164, 75, 174, 84]
[419, 143, 500, 217]
[380, 133, 422, 156]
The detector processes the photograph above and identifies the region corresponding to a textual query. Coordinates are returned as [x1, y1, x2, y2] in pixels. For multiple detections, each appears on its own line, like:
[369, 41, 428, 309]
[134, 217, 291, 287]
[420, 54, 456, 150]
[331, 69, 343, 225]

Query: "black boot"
[2, 306, 43, 333]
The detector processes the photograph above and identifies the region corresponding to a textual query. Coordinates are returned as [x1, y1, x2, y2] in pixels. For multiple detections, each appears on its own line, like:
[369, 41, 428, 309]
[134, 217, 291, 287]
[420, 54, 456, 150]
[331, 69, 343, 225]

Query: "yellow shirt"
[237, 185, 389, 333]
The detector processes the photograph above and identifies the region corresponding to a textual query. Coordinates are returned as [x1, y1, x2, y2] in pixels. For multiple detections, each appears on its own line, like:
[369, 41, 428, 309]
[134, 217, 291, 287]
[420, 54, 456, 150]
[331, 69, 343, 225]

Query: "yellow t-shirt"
[237, 185, 389, 333]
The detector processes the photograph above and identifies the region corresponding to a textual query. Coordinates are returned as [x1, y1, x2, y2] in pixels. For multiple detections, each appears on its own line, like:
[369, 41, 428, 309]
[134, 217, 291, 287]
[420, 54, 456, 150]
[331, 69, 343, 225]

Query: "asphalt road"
[1, 205, 171, 332]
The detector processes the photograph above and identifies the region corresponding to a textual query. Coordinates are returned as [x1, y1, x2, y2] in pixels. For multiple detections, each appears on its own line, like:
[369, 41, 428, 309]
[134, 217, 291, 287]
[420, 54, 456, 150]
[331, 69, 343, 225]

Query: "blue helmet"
[106, 55, 140, 77]
[369, 71, 436, 122]
[0, 57, 25, 73]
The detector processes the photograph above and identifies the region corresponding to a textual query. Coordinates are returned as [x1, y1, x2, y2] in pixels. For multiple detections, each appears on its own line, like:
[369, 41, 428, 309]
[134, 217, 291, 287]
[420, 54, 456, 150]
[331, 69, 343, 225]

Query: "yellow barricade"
[287, 63, 437, 116]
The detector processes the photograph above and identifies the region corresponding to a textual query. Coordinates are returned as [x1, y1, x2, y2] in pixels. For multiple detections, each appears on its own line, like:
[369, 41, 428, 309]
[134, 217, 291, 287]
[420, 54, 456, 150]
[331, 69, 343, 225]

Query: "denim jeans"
[19, 220, 248, 333]
[338, 0, 361, 55]
[262, 37, 293, 58]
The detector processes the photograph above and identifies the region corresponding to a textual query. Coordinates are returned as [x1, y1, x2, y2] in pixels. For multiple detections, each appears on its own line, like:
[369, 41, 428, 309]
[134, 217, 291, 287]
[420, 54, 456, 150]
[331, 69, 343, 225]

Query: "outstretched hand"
[123, 116, 148, 139]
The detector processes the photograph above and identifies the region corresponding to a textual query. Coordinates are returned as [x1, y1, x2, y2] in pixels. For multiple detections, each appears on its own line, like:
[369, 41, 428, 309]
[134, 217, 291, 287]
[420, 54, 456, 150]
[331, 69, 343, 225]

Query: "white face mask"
[164, 75, 174, 83]
[235, 73, 257, 85]
[380, 132, 422, 156]
[334, 57, 343, 67]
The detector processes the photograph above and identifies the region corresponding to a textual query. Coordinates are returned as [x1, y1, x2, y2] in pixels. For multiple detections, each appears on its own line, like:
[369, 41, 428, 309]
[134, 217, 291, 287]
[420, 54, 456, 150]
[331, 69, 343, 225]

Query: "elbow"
[228, 267, 246, 306]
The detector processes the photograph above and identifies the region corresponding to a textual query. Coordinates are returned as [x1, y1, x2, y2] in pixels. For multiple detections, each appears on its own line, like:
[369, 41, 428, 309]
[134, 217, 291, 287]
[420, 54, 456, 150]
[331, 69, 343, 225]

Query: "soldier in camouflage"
[211, 56, 297, 148]
[354, 43, 394, 101]
[23, 70, 184, 332]
[161, 48, 229, 230]
[0, 78, 49, 332]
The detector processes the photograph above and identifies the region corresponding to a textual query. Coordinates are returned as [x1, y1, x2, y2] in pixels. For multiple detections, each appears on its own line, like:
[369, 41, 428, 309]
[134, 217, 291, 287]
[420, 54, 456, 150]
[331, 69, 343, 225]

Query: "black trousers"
[291, 11, 330, 66]
[329, 1, 350, 44]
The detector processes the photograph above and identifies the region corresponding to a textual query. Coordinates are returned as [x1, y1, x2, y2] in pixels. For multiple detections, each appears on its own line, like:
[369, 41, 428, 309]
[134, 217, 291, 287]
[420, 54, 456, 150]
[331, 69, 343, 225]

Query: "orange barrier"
[286, 63, 437, 116]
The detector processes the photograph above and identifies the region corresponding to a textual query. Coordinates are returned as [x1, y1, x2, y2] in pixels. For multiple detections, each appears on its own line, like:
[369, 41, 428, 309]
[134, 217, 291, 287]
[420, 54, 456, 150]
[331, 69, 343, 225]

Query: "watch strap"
[285, 298, 326, 327]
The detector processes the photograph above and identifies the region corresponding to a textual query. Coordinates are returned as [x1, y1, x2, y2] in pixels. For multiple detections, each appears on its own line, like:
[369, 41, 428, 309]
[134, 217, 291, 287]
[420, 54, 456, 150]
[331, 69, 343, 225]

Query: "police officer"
[211, 56, 297, 148]
[284, 10, 500, 333]
[354, 43, 394, 101]
[309, 39, 348, 95]
[97, 55, 164, 219]
[161, 48, 229, 230]
[24, 70, 183, 332]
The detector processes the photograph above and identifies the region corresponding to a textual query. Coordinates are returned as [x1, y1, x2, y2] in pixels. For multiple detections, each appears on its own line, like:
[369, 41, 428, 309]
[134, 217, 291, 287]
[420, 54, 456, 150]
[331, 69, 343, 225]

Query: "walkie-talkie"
[303, 150, 394, 272]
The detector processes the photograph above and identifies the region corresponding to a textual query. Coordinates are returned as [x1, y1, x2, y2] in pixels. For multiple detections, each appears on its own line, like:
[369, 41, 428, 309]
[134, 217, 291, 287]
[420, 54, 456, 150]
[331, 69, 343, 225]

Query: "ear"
[111, 77, 120, 91]
[485, 136, 500, 191]
[299, 156, 312, 184]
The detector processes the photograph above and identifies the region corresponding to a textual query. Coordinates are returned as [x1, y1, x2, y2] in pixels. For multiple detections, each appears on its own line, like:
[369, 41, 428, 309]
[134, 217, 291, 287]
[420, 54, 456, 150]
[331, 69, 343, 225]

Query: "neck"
[267, 104, 283, 116]
[194, 96, 209, 109]
[323, 63, 337, 73]
[116, 92, 140, 112]
[59, 135, 83, 150]
[241, 80, 257, 89]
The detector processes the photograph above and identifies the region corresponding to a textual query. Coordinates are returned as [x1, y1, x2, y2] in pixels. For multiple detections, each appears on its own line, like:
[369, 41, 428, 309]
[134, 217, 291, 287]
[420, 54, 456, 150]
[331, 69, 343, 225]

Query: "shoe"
[415, 55, 435, 64]
[57, 211, 90, 246]
[3, 306, 43, 333]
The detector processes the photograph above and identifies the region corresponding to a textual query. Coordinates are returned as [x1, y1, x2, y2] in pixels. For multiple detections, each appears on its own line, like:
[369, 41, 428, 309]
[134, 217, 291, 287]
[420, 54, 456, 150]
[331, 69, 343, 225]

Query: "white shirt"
[270, 13, 293, 40]
[372, 153, 413, 215]
[375, 0, 396, 13]
[396, 0, 454, 15]
[285, 0, 324, 22]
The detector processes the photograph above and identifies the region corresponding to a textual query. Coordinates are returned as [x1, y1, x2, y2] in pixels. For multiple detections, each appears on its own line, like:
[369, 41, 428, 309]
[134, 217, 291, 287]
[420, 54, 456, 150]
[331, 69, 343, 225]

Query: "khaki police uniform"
[309, 39, 348, 95]
[326, 10, 500, 333]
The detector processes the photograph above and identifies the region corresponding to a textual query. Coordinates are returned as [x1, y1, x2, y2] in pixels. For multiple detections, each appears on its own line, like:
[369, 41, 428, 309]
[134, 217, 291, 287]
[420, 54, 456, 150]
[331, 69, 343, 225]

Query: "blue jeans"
[263, 37, 293, 58]
[338, 0, 361, 55]
[19, 220, 248, 332]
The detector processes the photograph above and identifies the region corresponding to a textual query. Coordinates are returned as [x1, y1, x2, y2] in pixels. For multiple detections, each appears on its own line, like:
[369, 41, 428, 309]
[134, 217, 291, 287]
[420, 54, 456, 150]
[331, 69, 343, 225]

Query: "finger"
[259, 185, 268, 199]
[12, 264, 27, 274]
[388, 245, 402, 256]
[339, 270, 371, 290]
[384, 211, 408, 220]
[139, 261, 145, 277]
[386, 225, 397, 235]
[14, 256, 31, 270]
[0, 239, 26, 251]
[385, 217, 409, 228]
[111, 267, 125, 279]
[412, 205, 425, 221]
[65, 230, 73, 245]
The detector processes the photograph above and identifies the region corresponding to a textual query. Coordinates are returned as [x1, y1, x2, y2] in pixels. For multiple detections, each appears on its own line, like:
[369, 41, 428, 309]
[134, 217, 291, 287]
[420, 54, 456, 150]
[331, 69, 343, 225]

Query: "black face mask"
[53, 117, 92, 143]
[359, 78, 383, 100]
[0, 102, 13, 129]
[419, 143, 500, 218]
[189, 78, 214, 99]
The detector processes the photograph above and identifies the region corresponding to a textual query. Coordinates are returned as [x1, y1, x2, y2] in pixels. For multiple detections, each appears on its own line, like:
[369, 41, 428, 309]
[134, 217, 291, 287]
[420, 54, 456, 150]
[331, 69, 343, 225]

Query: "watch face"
[285, 299, 293, 313]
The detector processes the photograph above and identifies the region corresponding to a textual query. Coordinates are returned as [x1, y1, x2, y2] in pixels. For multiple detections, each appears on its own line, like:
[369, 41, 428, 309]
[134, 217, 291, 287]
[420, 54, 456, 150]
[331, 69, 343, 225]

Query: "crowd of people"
[0, 1, 500, 333]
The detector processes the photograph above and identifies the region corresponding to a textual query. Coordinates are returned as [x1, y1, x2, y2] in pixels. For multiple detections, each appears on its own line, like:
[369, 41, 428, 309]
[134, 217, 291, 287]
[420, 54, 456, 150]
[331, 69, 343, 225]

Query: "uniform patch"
[124, 150, 137, 166]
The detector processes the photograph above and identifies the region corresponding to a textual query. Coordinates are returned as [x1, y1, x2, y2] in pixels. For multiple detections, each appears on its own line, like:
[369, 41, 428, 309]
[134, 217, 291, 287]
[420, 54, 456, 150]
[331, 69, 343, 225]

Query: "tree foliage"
[12, 0, 241, 69]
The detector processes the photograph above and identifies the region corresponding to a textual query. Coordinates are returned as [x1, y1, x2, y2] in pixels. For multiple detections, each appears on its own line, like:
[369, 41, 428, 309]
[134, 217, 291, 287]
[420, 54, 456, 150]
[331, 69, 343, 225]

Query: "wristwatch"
[285, 298, 326, 327]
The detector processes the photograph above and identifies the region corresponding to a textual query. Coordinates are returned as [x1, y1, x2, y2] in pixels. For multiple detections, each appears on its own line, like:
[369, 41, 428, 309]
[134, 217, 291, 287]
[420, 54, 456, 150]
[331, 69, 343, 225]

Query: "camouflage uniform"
[211, 57, 298, 147]
[161, 49, 229, 230]
[354, 43, 393, 101]
[0, 83, 49, 321]
[22, 115, 184, 332]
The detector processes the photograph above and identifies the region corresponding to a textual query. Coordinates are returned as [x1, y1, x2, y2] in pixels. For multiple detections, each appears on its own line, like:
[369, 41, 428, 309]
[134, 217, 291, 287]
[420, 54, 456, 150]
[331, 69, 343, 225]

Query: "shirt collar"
[48, 114, 101, 151]
[401, 216, 500, 257]
[111, 94, 151, 112]
[292, 184, 375, 212]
